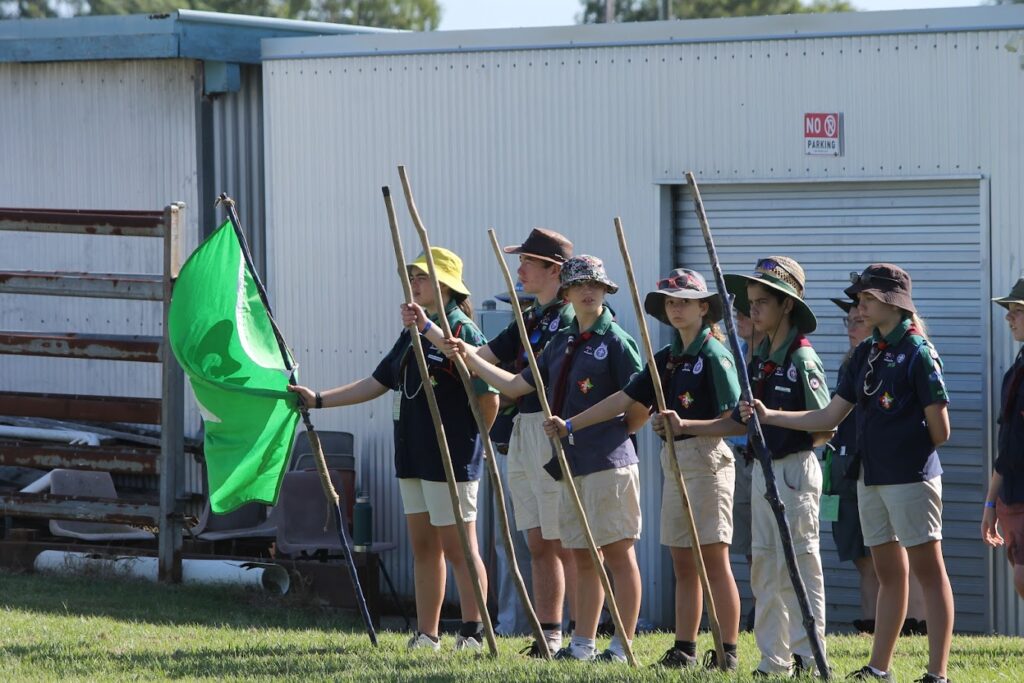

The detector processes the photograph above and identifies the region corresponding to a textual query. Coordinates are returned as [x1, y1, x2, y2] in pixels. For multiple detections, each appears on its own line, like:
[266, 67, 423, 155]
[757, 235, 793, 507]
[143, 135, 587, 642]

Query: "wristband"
[315, 392, 323, 409]
[421, 320, 432, 335]
[985, 500, 996, 509]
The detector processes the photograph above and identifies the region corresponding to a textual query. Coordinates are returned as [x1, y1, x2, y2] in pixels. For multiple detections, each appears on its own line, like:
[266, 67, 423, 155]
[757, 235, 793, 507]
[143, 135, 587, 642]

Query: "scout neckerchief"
[661, 329, 712, 410]
[400, 303, 464, 390]
[862, 319, 920, 399]
[752, 332, 810, 400]
[550, 330, 593, 420]
[1002, 347, 1024, 424]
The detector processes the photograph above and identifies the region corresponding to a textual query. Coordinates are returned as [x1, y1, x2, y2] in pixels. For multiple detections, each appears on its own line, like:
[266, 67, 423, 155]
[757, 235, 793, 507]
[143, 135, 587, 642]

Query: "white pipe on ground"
[33, 551, 290, 594]
[0, 425, 102, 446]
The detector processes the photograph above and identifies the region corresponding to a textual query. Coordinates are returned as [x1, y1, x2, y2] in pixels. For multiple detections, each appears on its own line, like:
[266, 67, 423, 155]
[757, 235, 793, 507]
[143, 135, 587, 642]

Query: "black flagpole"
[216, 193, 378, 647]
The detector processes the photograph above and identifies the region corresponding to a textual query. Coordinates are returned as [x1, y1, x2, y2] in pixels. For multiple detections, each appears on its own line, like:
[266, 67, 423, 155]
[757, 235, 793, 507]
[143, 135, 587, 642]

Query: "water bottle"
[353, 493, 372, 552]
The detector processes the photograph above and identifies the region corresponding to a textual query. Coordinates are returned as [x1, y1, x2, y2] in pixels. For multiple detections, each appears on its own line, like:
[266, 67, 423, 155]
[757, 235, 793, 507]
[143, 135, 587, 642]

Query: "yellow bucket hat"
[408, 247, 471, 297]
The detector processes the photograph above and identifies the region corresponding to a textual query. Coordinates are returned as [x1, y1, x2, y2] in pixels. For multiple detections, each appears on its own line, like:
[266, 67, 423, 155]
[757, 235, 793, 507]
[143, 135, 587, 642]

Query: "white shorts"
[398, 477, 479, 527]
[506, 412, 563, 539]
[857, 474, 942, 548]
[559, 464, 641, 550]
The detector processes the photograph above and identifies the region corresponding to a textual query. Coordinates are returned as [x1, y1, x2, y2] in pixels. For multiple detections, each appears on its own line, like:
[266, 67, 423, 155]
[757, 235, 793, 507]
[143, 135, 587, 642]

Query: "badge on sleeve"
[721, 356, 732, 369]
[809, 376, 821, 391]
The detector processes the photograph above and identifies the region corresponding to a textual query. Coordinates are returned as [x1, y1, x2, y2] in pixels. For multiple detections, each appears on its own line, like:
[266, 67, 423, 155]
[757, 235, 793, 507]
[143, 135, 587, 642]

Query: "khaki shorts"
[856, 474, 942, 548]
[660, 437, 735, 548]
[506, 412, 563, 539]
[398, 477, 479, 527]
[559, 464, 641, 549]
[997, 499, 1024, 566]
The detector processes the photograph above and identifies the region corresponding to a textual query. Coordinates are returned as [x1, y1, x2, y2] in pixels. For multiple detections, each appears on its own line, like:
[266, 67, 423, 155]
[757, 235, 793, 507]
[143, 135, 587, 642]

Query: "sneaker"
[553, 646, 595, 662]
[454, 634, 483, 652]
[703, 648, 739, 671]
[407, 632, 441, 651]
[595, 648, 627, 663]
[853, 619, 876, 634]
[913, 675, 949, 683]
[520, 640, 558, 658]
[847, 666, 890, 680]
[656, 647, 696, 668]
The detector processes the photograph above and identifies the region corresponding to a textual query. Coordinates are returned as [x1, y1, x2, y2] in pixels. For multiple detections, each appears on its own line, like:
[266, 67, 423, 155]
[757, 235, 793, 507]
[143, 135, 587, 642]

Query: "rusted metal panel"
[0, 271, 164, 301]
[0, 392, 162, 424]
[0, 440, 158, 474]
[0, 332, 161, 362]
[0, 493, 159, 525]
[0, 207, 166, 237]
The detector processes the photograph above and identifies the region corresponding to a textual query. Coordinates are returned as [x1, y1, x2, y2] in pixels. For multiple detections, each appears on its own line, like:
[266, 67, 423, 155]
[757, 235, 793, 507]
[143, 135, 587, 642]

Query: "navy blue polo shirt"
[522, 306, 642, 477]
[488, 298, 575, 415]
[836, 318, 948, 486]
[372, 300, 495, 483]
[828, 359, 860, 499]
[624, 327, 741, 441]
[997, 347, 1024, 504]
[731, 327, 831, 459]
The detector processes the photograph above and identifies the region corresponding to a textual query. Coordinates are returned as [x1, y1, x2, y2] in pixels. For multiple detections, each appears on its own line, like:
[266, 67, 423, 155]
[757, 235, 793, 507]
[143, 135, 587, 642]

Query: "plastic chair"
[192, 500, 277, 542]
[274, 470, 354, 557]
[291, 430, 355, 471]
[48, 469, 155, 542]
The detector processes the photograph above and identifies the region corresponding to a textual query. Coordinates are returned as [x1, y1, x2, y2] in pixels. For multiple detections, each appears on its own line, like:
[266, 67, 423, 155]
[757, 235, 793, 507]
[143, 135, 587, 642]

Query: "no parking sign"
[804, 112, 843, 156]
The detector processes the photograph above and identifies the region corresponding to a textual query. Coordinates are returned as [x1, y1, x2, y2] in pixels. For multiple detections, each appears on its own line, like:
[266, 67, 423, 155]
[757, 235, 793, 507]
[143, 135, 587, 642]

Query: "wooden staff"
[381, 186, 498, 657]
[396, 166, 549, 659]
[686, 171, 830, 679]
[486, 228, 638, 668]
[613, 217, 726, 667]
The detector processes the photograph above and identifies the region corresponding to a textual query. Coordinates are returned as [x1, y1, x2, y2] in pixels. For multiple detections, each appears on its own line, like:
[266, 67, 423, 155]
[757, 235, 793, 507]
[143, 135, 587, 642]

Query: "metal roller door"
[673, 179, 988, 633]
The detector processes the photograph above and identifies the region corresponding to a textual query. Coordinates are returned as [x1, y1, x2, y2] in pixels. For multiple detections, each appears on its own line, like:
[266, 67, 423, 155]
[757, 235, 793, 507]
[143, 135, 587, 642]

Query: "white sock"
[869, 665, 888, 676]
[569, 635, 596, 656]
[608, 635, 631, 656]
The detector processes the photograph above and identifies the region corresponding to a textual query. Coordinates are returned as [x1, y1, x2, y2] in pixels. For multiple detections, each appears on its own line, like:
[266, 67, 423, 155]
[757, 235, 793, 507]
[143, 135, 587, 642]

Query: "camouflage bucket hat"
[559, 255, 618, 295]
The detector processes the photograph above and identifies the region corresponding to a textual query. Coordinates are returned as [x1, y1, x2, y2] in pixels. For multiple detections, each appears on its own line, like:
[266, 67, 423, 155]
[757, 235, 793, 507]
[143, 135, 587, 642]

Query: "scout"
[447, 255, 647, 663]
[290, 247, 498, 652]
[982, 277, 1024, 601]
[669, 256, 831, 677]
[543, 268, 743, 670]
[405, 228, 576, 656]
[744, 264, 954, 683]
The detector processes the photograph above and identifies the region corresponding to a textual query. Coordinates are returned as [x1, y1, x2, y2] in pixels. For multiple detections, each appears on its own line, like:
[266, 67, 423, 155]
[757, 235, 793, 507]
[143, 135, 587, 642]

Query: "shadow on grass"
[0, 569, 366, 632]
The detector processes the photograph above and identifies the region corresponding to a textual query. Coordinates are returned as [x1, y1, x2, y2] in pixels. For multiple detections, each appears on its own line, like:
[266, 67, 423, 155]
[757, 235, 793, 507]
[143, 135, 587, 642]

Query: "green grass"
[1, 569, 1022, 681]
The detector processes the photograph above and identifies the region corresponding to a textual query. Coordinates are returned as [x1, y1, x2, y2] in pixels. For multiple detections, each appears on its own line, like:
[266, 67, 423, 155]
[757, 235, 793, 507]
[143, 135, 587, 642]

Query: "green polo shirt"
[732, 327, 830, 459]
[624, 327, 741, 440]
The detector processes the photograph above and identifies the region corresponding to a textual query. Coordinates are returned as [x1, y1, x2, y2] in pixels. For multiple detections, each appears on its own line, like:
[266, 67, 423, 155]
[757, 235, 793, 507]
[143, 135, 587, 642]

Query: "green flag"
[168, 220, 300, 514]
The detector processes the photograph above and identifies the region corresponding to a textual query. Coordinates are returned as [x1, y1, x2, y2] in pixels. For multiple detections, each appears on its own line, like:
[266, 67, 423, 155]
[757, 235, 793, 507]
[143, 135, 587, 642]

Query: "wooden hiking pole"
[686, 172, 830, 679]
[613, 217, 726, 667]
[382, 186, 498, 657]
[487, 228, 638, 668]
[396, 166, 549, 659]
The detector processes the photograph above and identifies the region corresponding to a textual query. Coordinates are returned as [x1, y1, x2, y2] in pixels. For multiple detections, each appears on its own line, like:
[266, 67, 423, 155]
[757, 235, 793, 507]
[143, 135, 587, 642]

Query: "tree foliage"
[1, 0, 441, 30]
[579, 0, 854, 23]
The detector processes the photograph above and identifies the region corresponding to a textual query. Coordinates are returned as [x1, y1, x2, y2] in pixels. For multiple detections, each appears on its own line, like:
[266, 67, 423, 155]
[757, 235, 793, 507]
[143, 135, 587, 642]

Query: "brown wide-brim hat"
[643, 268, 723, 325]
[844, 263, 915, 314]
[993, 277, 1024, 310]
[503, 227, 573, 265]
[830, 298, 856, 313]
[724, 255, 817, 334]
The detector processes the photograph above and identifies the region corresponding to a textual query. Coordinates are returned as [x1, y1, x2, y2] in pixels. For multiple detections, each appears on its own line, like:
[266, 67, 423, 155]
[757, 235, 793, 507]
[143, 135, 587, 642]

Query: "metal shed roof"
[261, 4, 1024, 60]
[0, 9, 391, 65]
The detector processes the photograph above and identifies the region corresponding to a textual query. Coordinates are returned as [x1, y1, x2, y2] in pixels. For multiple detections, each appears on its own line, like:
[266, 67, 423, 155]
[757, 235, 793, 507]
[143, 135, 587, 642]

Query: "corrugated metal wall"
[262, 25, 1024, 630]
[0, 59, 203, 491]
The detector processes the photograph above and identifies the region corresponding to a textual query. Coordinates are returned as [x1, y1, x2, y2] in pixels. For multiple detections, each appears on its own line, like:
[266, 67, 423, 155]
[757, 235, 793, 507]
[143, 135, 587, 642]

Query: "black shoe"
[853, 618, 876, 634]
[703, 648, 738, 671]
[913, 675, 948, 683]
[655, 646, 696, 668]
[794, 654, 825, 677]
[520, 640, 556, 659]
[596, 618, 615, 637]
[901, 618, 928, 636]
[847, 665, 890, 680]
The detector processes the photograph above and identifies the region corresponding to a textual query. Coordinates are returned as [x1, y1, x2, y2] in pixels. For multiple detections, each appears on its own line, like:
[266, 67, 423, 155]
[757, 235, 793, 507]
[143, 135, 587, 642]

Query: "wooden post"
[487, 228, 638, 667]
[614, 216, 726, 667]
[382, 187, 498, 657]
[396, 167, 550, 658]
